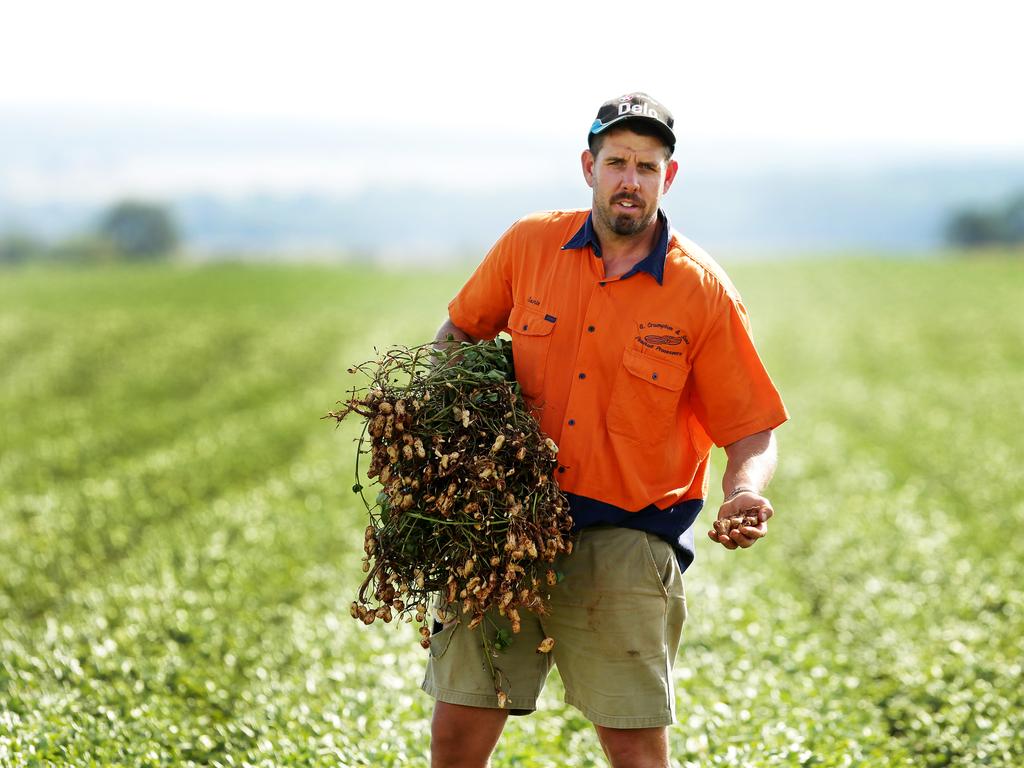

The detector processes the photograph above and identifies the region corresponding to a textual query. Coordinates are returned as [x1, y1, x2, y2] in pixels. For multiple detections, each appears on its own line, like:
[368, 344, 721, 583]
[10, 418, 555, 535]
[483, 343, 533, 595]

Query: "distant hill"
[5, 162, 1024, 260]
[2, 109, 1023, 259]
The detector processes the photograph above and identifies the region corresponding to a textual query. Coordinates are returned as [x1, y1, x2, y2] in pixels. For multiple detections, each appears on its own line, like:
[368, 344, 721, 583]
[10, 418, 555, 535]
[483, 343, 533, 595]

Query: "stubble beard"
[598, 197, 657, 237]
[610, 212, 651, 236]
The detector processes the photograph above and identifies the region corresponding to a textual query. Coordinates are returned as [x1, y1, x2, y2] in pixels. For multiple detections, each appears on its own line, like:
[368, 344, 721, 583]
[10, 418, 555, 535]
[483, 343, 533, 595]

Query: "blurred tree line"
[946, 191, 1024, 248]
[0, 200, 179, 266]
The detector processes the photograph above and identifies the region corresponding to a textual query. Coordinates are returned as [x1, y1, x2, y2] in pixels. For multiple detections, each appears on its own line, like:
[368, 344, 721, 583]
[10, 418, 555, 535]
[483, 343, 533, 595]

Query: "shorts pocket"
[606, 348, 689, 444]
[428, 609, 459, 659]
[641, 533, 673, 599]
[508, 305, 556, 400]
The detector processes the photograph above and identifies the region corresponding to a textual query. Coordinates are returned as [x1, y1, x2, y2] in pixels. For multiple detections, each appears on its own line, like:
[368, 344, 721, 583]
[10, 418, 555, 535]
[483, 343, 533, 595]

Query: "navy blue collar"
[561, 209, 670, 285]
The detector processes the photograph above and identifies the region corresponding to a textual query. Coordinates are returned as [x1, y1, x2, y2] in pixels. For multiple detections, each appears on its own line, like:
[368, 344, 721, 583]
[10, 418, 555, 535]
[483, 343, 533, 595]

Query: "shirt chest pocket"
[508, 305, 556, 401]
[606, 348, 689, 445]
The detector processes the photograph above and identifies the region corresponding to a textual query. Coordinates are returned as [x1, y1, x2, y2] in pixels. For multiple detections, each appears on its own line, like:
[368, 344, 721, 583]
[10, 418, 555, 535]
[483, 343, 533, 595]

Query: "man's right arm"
[434, 317, 478, 345]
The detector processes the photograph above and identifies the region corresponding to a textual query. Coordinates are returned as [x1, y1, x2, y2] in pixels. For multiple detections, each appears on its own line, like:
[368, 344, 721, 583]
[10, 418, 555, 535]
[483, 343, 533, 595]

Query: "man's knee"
[595, 725, 670, 768]
[431, 702, 508, 768]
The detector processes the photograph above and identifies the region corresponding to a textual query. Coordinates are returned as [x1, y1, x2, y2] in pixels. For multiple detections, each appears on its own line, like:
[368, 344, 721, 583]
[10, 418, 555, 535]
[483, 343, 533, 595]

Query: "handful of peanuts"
[711, 512, 761, 539]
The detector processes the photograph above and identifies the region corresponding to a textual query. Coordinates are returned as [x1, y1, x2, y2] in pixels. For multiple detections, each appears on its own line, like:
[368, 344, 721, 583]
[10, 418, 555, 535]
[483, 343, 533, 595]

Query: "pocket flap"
[622, 348, 687, 391]
[509, 305, 556, 337]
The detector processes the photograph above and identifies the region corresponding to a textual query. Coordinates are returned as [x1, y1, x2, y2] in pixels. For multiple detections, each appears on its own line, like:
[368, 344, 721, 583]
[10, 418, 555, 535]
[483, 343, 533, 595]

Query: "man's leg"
[594, 725, 670, 768]
[543, 529, 685, 765]
[430, 701, 509, 768]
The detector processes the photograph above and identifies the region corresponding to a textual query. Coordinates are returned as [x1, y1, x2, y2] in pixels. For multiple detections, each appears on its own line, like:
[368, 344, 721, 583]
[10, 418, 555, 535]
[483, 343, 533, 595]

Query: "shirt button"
[557, 466, 566, 474]
[652, 372, 659, 380]
[587, 325, 596, 333]
[578, 372, 586, 379]
[599, 281, 607, 287]
[568, 419, 575, 426]
[521, 324, 528, 330]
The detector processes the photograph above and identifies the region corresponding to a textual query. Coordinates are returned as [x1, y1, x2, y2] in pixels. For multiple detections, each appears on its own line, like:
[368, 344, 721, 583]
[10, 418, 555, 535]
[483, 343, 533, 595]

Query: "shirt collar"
[561, 209, 670, 285]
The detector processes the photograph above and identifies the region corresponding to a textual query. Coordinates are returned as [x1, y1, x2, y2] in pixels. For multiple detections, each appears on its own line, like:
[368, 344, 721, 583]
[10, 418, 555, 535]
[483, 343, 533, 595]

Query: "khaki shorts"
[421, 526, 687, 729]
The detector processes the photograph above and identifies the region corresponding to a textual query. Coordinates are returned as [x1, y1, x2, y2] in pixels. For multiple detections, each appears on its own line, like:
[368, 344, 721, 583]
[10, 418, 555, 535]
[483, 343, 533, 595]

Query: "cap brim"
[590, 114, 675, 148]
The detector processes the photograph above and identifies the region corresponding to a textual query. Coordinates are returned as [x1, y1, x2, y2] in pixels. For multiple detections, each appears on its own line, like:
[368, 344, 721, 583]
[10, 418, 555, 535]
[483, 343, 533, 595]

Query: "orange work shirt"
[448, 208, 788, 512]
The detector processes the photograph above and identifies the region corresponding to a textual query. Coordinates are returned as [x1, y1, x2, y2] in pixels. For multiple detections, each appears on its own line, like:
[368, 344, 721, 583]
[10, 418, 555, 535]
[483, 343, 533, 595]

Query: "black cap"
[589, 92, 675, 150]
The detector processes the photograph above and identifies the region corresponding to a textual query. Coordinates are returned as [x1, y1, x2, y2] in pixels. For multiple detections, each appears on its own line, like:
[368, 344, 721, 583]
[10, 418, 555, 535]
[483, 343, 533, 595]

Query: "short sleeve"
[447, 222, 518, 340]
[688, 297, 789, 446]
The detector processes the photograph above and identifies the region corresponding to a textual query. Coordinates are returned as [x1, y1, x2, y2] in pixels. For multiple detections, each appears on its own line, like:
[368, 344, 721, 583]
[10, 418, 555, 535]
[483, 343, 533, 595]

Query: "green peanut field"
[1, 256, 1022, 767]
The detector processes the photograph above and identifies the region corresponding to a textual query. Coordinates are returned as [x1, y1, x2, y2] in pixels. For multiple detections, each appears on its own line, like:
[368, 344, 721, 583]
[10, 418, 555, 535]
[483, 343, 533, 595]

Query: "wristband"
[725, 486, 758, 501]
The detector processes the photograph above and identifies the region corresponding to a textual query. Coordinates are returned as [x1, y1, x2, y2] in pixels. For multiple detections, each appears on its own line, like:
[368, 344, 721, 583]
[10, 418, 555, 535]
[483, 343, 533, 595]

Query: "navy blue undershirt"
[558, 209, 703, 573]
[566, 493, 703, 573]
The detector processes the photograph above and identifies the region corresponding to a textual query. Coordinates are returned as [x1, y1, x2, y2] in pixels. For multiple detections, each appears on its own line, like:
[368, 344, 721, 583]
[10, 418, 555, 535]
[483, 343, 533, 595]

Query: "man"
[423, 92, 788, 767]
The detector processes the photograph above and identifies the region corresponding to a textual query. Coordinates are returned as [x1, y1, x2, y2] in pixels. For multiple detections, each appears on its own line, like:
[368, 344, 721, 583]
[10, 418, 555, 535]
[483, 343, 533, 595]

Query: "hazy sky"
[2, 0, 1023, 201]
[4, 0, 1022, 147]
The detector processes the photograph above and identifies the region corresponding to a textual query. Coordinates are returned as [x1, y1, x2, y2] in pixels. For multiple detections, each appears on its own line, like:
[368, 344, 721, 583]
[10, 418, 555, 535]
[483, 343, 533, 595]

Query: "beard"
[598, 193, 657, 236]
[610, 212, 648, 236]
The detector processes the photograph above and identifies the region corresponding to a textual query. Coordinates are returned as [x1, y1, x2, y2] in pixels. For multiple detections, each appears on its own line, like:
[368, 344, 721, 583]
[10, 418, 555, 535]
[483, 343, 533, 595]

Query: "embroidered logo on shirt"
[636, 322, 689, 357]
[643, 334, 682, 346]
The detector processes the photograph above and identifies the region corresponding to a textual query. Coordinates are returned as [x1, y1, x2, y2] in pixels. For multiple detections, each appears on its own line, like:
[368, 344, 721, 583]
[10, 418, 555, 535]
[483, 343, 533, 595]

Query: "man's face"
[582, 129, 678, 237]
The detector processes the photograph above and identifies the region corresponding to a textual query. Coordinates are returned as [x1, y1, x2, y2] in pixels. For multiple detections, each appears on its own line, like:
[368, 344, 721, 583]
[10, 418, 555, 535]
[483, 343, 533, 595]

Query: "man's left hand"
[708, 491, 773, 550]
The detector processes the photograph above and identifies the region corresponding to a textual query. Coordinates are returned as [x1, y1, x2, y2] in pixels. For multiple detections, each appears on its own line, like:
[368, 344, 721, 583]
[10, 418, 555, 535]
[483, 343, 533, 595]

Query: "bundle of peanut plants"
[325, 338, 573, 704]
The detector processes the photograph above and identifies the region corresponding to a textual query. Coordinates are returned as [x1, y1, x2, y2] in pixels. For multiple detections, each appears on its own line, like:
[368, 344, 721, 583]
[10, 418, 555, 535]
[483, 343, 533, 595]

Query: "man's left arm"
[709, 428, 778, 550]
